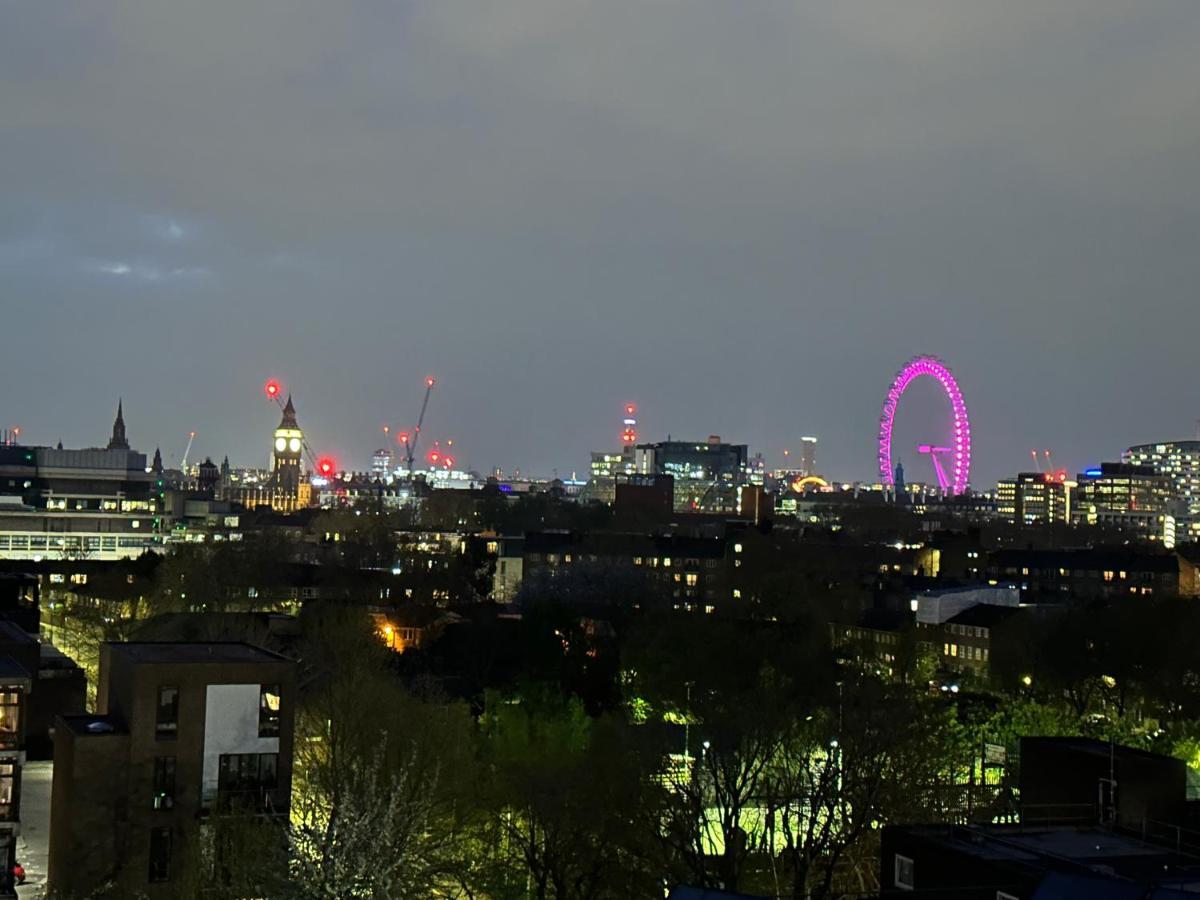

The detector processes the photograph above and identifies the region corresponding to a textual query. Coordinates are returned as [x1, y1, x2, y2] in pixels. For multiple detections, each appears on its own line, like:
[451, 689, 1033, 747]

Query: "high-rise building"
[1124, 441, 1200, 543]
[995, 472, 1071, 525]
[634, 437, 750, 514]
[371, 447, 394, 479]
[580, 405, 641, 504]
[1124, 441, 1200, 513]
[1073, 462, 1177, 543]
[48, 642, 296, 898]
[800, 436, 818, 478]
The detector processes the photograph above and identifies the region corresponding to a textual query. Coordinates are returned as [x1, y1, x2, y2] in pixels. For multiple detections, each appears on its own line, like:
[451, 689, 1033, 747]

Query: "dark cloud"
[2, 1, 1198, 482]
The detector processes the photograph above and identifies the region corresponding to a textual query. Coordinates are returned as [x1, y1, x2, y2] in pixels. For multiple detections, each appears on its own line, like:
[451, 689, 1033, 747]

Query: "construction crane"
[399, 376, 436, 477]
[180, 431, 197, 472]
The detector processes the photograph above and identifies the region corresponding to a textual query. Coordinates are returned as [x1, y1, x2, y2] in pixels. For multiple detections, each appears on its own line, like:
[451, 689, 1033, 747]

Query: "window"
[259, 685, 281, 738]
[0, 759, 15, 820]
[148, 827, 172, 882]
[152, 757, 176, 810]
[155, 686, 179, 738]
[217, 753, 279, 808]
[894, 854, 914, 890]
[0, 691, 19, 749]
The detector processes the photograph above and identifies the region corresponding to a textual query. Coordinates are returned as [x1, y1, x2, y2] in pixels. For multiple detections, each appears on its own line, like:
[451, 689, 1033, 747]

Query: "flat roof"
[103, 641, 293, 665]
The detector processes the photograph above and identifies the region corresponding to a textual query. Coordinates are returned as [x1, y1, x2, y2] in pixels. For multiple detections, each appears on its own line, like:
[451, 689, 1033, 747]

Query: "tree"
[286, 608, 477, 898]
[471, 686, 663, 900]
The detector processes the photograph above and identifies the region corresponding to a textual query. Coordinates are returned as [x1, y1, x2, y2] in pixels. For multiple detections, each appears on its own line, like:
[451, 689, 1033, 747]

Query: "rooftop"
[104, 641, 293, 665]
[945, 604, 1023, 627]
[898, 824, 1200, 887]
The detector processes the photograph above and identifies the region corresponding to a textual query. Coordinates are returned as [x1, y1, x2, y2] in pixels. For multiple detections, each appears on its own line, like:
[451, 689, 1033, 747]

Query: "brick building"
[47, 642, 296, 897]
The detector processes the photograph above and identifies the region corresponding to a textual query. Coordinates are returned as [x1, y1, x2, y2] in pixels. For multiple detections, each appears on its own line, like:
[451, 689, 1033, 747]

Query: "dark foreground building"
[881, 737, 1200, 898]
[47, 642, 296, 898]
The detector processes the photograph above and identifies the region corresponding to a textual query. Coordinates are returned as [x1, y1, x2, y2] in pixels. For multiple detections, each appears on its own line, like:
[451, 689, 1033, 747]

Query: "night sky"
[3, 2, 1199, 486]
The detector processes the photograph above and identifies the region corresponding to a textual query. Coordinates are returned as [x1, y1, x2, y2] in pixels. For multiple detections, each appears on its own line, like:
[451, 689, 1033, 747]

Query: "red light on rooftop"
[317, 457, 335, 477]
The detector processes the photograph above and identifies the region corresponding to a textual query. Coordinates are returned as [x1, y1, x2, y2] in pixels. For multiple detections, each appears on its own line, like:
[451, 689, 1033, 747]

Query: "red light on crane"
[265, 380, 281, 398]
[397, 432, 409, 445]
[425, 376, 436, 388]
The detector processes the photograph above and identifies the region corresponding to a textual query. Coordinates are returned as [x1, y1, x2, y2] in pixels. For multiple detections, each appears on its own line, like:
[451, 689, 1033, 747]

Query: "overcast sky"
[3, 1, 1199, 485]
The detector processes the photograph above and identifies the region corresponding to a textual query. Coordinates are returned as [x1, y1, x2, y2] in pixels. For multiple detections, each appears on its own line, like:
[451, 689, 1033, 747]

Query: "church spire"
[107, 399, 130, 451]
[152, 446, 163, 473]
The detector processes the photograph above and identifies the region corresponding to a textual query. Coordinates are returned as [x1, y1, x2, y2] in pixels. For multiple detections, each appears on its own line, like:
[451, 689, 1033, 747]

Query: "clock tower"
[272, 395, 304, 494]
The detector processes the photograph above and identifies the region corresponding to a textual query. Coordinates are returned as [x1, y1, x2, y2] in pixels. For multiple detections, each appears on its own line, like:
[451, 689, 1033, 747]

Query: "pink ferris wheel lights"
[877, 355, 971, 495]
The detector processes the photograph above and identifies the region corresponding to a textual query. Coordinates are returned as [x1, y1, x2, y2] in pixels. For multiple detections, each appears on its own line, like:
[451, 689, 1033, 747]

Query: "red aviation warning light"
[621, 402, 638, 445]
[397, 431, 410, 445]
[265, 380, 281, 399]
[316, 457, 336, 477]
[425, 376, 436, 388]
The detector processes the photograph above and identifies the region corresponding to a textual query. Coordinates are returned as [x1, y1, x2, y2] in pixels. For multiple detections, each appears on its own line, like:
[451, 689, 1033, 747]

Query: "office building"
[1073, 462, 1176, 542]
[1124, 440, 1200, 514]
[48, 642, 296, 898]
[0, 403, 161, 560]
[994, 472, 1071, 526]
[1124, 441, 1200, 543]
[634, 438, 751, 514]
[799, 436, 818, 478]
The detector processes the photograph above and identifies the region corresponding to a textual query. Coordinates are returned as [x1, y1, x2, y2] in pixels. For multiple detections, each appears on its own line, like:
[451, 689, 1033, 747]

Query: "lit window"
[685, 573, 698, 587]
[0, 691, 19, 750]
[153, 756, 176, 810]
[732, 589, 742, 599]
[259, 685, 281, 738]
[662, 558, 671, 567]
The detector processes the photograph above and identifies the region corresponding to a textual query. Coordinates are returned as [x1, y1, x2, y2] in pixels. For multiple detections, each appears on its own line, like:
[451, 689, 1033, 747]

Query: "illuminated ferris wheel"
[877, 355, 971, 494]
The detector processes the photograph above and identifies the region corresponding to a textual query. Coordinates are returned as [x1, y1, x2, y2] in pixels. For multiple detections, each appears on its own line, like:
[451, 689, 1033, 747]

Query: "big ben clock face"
[289, 438, 302, 453]
[275, 437, 287, 452]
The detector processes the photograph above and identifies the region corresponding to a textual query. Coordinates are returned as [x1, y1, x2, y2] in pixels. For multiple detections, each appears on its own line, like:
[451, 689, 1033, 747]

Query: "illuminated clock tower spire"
[272, 395, 304, 494]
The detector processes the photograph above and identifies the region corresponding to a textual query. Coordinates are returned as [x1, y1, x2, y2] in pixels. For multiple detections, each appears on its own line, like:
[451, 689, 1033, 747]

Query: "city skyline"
[5, 3, 1200, 485]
